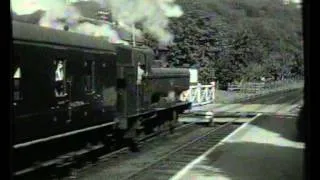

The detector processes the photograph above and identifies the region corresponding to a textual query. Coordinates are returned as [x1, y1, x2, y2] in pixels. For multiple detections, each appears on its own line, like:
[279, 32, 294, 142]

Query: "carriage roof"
[12, 21, 117, 52]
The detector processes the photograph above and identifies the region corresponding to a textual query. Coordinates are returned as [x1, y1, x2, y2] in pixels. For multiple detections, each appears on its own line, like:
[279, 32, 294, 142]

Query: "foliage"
[144, 0, 303, 88]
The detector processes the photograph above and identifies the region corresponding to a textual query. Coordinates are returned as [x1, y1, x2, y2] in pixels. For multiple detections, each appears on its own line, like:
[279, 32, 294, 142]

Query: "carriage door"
[135, 52, 149, 111]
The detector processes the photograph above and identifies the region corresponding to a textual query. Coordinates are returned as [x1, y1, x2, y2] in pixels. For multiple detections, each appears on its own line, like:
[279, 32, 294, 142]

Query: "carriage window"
[55, 60, 67, 97]
[84, 60, 95, 94]
[14, 67, 21, 78]
[13, 67, 22, 101]
[55, 61, 64, 81]
[137, 62, 145, 85]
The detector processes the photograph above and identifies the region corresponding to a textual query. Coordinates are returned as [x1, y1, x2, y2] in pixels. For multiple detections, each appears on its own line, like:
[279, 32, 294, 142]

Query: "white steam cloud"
[72, 23, 129, 44]
[11, 0, 52, 15]
[39, 3, 81, 30]
[98, 0, 183, 44]
[11, 0, 183, 45]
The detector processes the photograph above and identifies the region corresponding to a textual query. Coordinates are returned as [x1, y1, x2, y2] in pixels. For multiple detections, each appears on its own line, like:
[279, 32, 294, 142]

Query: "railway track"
[71, 120, 245, 180]
[119, 121, 241, 180]
[65, 122, 211, 179]
[92, 122, 201, 167]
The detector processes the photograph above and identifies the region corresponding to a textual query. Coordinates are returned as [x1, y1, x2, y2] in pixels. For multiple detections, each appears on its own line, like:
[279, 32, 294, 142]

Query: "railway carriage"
[12, 21, 191, 176]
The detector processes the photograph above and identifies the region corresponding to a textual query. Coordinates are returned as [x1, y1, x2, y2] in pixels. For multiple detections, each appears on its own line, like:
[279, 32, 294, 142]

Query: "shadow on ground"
[186, 141, 304, 180]
[176, 111, 306, 180]
[250, 114, 303, 143]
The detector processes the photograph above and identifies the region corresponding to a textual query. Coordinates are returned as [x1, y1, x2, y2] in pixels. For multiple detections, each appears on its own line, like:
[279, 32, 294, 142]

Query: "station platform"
[179, 102, 302, 124]
[172, 113, 305, 180]
[189, 102, 302, 114]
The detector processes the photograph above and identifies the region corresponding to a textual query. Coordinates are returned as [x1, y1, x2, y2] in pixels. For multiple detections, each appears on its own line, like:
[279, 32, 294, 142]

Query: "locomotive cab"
[115, 44, 190, 116]
[115, 45, 153, 116]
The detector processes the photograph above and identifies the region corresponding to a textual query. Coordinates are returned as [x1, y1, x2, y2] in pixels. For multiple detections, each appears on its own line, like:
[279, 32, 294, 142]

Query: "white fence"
[182, 80, 304, 107]
[180, 82, 216, 106]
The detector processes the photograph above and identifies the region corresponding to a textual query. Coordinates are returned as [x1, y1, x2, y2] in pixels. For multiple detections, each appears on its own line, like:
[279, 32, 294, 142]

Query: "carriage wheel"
[127, 119, 141, 152]
[169, 110, 178, 134]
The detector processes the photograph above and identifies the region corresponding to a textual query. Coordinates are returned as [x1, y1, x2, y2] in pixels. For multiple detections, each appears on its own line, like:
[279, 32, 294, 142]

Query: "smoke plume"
[72, 22, 129, 44]
[11, 0, 48, 15]
[98, 0, 183, 45]
[39, 3, 81, 30]
[11, 0, 183, 45]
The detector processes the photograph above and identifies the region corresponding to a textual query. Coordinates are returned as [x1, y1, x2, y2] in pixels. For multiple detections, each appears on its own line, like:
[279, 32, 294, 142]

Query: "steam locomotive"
[12, 21, 191, 175]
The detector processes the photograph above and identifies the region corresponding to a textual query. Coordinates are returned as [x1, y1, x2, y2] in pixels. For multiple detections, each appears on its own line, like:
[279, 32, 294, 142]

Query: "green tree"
[143, 0, 303, 88]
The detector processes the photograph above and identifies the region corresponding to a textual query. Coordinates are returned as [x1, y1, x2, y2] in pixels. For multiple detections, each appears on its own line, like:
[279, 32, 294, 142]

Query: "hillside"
[146, 0, 303, 89]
